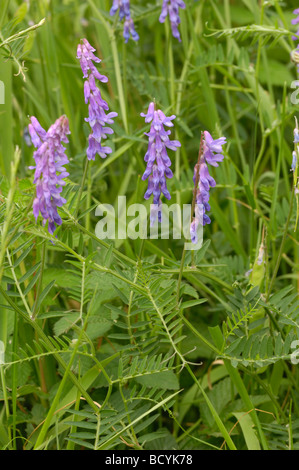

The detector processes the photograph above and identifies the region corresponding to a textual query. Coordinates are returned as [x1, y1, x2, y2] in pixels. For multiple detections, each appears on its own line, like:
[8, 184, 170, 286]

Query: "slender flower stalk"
[190, 131, 226, 244]
[28, 115, 71, 235]
[77, 39, 118, 161]
[141, 102, 181, 224]
[159, 0, 186, 42]
[292, 9, 299, 41]
[257, 242, 265, 266]
[291, 9, 299, 73]
[293, 119, 299, 177]
[292, 151, 297, 172]
[110, 0, 130, 18]
[110, 0, 139, 43]
[292, 119, 299, 231]
[123, 17, 139, 43]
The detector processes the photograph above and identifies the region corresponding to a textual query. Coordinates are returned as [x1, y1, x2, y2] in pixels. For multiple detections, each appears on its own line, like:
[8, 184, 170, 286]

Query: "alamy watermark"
[95, 196, 203, 251]
[0, 341, 5, 365]
[289, 80, 299, 105]
[291, 340, 299, 365]
[0, 80, 5, 105]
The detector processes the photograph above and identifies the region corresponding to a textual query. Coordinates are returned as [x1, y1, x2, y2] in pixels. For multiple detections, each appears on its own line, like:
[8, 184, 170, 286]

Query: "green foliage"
[0, 0, 299, 451]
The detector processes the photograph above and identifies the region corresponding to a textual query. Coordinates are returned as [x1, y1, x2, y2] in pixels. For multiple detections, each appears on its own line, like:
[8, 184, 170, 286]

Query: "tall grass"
[0, 0, 298, 451]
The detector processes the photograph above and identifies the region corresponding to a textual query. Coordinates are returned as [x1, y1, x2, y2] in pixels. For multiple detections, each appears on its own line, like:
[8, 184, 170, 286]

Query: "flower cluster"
[141, 102, 181, 224]
[190, 131, 226, 244]
[29, 115, 70, 235]
[292, 151, 298, 173]
[159, 0, 186, 42]
[293, 125, 299, 172]
[77, 39, 118, 161]
[292, 9, 299, 41]
[292, 9, 299, 73]
[293, 123, 299, 201]
[110, 0, 139, 43]
[292, 123, 299, 229]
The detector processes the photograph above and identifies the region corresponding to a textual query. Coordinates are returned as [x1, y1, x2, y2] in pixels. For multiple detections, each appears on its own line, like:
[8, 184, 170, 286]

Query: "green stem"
[176, 248, 186, 304]
[87, 0, 128, 132]
[111, 37, 128, 133]
[119, 382, 139, 447]
[224, 360, 268, 450]
[0, 286, 100, 413]
[32, 241, 46, 320]
[63, 215, 136, 266]
[0, 148, 21, 283]
[33, 302, 97, 449]
[0, 0, 9, 28]
[0, 19, 46, 49]
[11, 310, 18, 450]
[185, 363, 237, 450]
[267, 188, 295, 300]
[74, 158, 89, 220]
[178, 311, 220, 355]
[86, 164, 92, 232]
[0, 365, 11, 447]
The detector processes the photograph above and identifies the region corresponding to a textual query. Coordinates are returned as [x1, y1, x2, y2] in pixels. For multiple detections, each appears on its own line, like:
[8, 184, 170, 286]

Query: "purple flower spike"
[291, 11, 299, 74]
[141, 103, 180, 225]
[124, 18, 139, 43]
[77, 39, 118, 161]
[159, 0, 186, 42]
[110, 0, 130, 19]
[191, 131, 226, 243]
[29, 115, 71, 235]
[292, 9, 299, 41]
[292, 123, 299, 173]
[291, 151, 297, 172]
[110, 0, 139, 43]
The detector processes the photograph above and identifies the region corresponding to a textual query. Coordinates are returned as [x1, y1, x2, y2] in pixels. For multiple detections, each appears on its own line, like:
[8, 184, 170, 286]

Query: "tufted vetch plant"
[29, 115, 71, 234]
[77, 39, 118, 161]
[0, 0, 299, 454]
[141, 102, 181, 224]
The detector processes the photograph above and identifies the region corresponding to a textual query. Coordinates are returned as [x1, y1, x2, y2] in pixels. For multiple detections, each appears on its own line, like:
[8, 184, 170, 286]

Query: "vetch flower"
[124, 18, 139, 43]
[110, 0, 130, 19]
[77, 39, 118, 161]
[190, 131, 226, 244]
[110, 0, 139, 43]
[293, 119, 299, 173]
[29, 115, 70, 235]
[159, 0, 186, 42]
[203, 131, 226, 167]
[257, 242, 265, 266]
[292, 9, 299, 41]
[141, 102, 181, 224]
[290, 46, 299, 74]
[292, 151, 297, 172]
[292, 120, 299, 233]
[23, 127, 32, 147]
[291, 10, 299, 74]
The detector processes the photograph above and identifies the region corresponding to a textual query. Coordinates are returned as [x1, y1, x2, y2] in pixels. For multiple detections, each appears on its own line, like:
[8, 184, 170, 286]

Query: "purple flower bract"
[159, 0, 186, 42]
[77, 39, 118, 161]
[110, 0, 139, 43]
[190, 131, 226, 244]
[292, 8, 299, 41]
[141, 102, 181, 224]
[29, 115, 71, 235]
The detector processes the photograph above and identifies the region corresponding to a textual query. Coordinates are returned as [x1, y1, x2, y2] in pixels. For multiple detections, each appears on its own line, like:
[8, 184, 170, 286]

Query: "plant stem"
[185, 363, 237, 450]
[32, 241, 46, 320]
[267, 188, 295, 300]
[74, 158, 89, 220]
[0, 365, 11, 447]
[0, 286, 100, 414]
